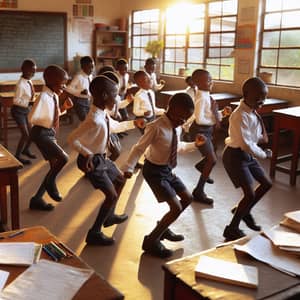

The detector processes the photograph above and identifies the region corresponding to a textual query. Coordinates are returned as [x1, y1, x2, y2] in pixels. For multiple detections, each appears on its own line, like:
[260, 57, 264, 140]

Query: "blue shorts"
[11, 105, 29, 126]
[142, 160, 186, 202]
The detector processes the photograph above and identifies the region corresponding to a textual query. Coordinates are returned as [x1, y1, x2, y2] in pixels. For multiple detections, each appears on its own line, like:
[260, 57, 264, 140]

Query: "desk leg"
[0, 186, 7, 224]
[290, 130, 300, 186]
[10, 173, 20, 229]
[3, 105, 8, 148]
[270, 118, 280, 178]
[164, 271, 176, 300]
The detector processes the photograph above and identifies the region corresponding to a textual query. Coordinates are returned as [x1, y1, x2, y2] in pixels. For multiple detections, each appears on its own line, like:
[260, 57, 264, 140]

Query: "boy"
[11, 59, 37, 165]
[123, 93, 206, 258]
[185, 75, 197, 101]
[28, 65, 73, 211]
[222, 77, 272, 241]
[144, 58, 165, 91]
[65, 56, 94, 121]
[189, 69, 231, 205]
[68, 75, 145, 246]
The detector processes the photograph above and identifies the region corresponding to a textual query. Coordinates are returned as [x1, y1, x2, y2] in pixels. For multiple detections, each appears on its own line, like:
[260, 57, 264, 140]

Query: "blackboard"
[0, 11, 67, 72]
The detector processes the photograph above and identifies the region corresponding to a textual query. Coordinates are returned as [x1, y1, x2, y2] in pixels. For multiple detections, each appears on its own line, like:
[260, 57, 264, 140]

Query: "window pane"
[282, 0, 300, 10]
[221, 33, 235, 46]
[281, 30, 300, 47]
[222, 17, 236, 31]
[207, 63, 220, 79]
[279, 49, 300, 67]
[132, 48, 141, 59]
[141, 24, 150, 34]
[175, 63, 185, 75]
[261, 49, 278, 66]
[133, 36, 140, 47]
[263, 31, 280, 47]
[189, 34, 204, 47]
[164, 48, 175, 61]
[259, 68, 276, 84]
[186, 63, 203, 74]
[189, 19, 205, 33]
[176, 49, 185, 62]
[175, 35, 186, 47]
[209, 1, 222, 17]
[277, 69, 300, 86]
[264, 13, 281, 29]
[141, 36, 150, 47]
[133, 24, 141, 35]
[221, 47, 234, 57]
[211, 18, 221, 32]
[210, 33, 221, 46]
[164, 62, 175, 74]
[209, 48, 220, 57]
[282, 11, 300, 28]
[165, 36, 176, 47]
[223, 0, 238, 15]
[150, 22, 159, 34]
[188, 48, 204, 62]
[132, 59, 141, 70]
[220, 57, 234, 80]
[265, 0, 282, 12]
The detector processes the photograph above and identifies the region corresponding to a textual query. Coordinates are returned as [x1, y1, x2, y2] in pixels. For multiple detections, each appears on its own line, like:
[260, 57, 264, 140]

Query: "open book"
[195, 255, 258, 289]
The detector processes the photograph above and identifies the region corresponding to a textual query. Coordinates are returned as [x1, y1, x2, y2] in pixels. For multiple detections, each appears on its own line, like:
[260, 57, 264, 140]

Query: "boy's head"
[80, 56, 94, 76]
[43, 65, 68, 96]
[185, 75, 194, 88]
[115, 58, 128, 76]
[21, 59, 37, 80]
[89, 75, 118, 111]
[144, 58, 156, 74]
[242, 77, 268, 109]
[191, 69, 213, 91]
[133, 70, 152, 90]
[97, 65, 115, 75]
[166, 93, 194, 128]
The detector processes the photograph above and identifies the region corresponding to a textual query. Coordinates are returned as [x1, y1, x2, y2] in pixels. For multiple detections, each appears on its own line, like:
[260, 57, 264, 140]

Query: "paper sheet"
[285, 210, 300, 223]
[234, 235, 300, 276]
[264, 226, 300, 248]
[0, 259, 93, 300]
[0, 243, 36, 266]
[0, 270, 9, 291]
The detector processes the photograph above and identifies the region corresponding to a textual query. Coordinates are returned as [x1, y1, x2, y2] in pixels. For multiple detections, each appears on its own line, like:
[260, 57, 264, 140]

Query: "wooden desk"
[0, 79, 44, 93]
[270, 106, 300, 186]
[0, 226, 124, 299]
[0, 144, 23, 229]
[163, 241, 300, 300]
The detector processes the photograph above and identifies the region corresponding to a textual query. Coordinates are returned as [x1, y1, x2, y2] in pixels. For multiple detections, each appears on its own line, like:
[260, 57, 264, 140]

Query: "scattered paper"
[264, 226, 300, 248]
[0, 243, 36, 266]
[0, 259, 93, 300]
[0, 270, 9, 291]
[284, 210, 300, 223]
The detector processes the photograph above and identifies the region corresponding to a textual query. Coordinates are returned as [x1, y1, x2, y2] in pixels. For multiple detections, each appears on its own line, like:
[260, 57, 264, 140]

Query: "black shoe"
[16, 156, 31, 165]
[29, 197, 54, 211]
[86, 231, 115, 246]
[161, 228, 184, 242]
[45, 182, 62, 202]
[142, 236, 173, 258]
[223, 225, 246, 242]
[231, 207, 261, 231]
[103, 214, 128, 228]
[22, 150, 37, 159]
[192, 190, 213, 205]
[134, 162, 143, 169]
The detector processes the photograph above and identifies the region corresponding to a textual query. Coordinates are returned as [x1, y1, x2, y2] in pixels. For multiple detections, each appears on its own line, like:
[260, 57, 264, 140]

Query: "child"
[123, 93, 206, 258]
[115, 58, 130, 121]
[133, 70, 165, 127]
[68, 75, 145, 246]
[65, 56, 94, 121]
[222, 77, 272, 241]
[144, 58, 165, 91]
[189, 69, 231, 205]
[11, 59, 37, 165]
[185, 75, 197, 101]
[28, 65, 73, 211]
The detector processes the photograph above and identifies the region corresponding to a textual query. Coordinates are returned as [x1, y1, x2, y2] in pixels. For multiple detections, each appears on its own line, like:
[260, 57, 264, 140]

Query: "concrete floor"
[5, 118, 299, 300]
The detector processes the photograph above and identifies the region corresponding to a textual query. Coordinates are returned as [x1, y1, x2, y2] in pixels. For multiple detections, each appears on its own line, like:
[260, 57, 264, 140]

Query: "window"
[131, 9, 160, 71]
[258, 0, 300, 87]
[130, 1, 237, 81]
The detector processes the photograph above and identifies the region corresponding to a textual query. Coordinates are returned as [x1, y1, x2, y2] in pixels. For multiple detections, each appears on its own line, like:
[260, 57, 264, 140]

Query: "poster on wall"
[236, 25, 256, 49]
[0, 0, 17, 8]
[73, 4, 94, 17]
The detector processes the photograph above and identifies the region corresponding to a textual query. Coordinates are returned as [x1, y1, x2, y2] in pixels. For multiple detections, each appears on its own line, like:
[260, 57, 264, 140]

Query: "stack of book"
[280, 210, 300, 233]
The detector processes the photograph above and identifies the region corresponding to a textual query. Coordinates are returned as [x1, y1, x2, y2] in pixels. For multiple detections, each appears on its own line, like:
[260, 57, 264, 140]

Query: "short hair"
[145, 58, 156, 66]
[191, 69, 209, 81]
[43, 65, 67, 85]
[89, 75, 117, 97]
[168, 93, 194, 111]
[185, 76, 192, 84]
[101, 71, 119, 85]
[116, 58, 128, 68]
[242, 77, 266, 96]
[80, 56, 94, 66]
[133, 70, 146, 83]
[98, 65, 115, 75]
[21, 59, 36, 70]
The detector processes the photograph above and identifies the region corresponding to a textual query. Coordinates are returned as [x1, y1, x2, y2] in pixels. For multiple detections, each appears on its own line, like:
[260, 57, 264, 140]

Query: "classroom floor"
[4, 118, 300, 300]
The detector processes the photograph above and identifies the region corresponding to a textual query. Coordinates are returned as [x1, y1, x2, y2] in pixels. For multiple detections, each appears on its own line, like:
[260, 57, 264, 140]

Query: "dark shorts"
[222, 146, 268, 188]
[189, 122, 214, 156]
[73, 97, 90, 121]
[142, 159, 186, 202]
[11, 105, 29, 125]
[30, 125, 66, 161]
[77, 154, 124, 193]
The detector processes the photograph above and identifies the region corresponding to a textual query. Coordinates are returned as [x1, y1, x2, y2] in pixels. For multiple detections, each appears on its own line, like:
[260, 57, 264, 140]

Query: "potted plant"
[145, 40, 164, 58]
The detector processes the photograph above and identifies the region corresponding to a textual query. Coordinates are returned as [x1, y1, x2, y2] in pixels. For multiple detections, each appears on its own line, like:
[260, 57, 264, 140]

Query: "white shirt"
[133, 88, 164, 118]
[68, 104, 135, 157]
[185, 86, 197, 102]
[149, 72, 164, 91]
[106, 95, 130, 118]
[28, 86, 60, 129]
[13, 77, 34, 108]
[117, 72, 130, 98]
[225, 99, 266, 159]
[65, 70, 92, 99]
[123, 114, 196, 173]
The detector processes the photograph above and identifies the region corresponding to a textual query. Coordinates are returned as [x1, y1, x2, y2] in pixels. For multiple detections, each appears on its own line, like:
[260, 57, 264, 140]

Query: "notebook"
[195, 255, 258, 289]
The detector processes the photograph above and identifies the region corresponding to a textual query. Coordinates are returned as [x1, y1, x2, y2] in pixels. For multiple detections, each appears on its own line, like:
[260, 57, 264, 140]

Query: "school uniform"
[185, 86, 197, 102]
[65, 70, 92, 121]
[117, 71, 130, 120]
[223, 99, 269, 188]
[148, 72, 164, 91]
[124, 113, 196, 202]
[11, 77, 34, 125]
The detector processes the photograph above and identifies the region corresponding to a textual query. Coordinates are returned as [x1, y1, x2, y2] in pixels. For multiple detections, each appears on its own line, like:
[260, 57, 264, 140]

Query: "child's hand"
[195, 134, 206, 147]
[160, 79, 165, 86]
[62, 97, 73, 110]
[222, 106, 232, 117]
[134, 118, 146, 129]
[144, 110, 151, 117]
[124, 171, 133, 179]
[81, 89, 88, 95]
[264, 148, 272, 159]
[126, 93, 134, 103]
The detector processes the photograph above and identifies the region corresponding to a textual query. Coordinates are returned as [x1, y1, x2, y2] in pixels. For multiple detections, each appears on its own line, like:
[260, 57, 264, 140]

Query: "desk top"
[0, 226, 124, 300]
[0, 79, 44, 86]
[0, 144, 23, 170]
[273, 106, 300, 117]
[231, 98, 289, 107]
[163, 240, 300, 300]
